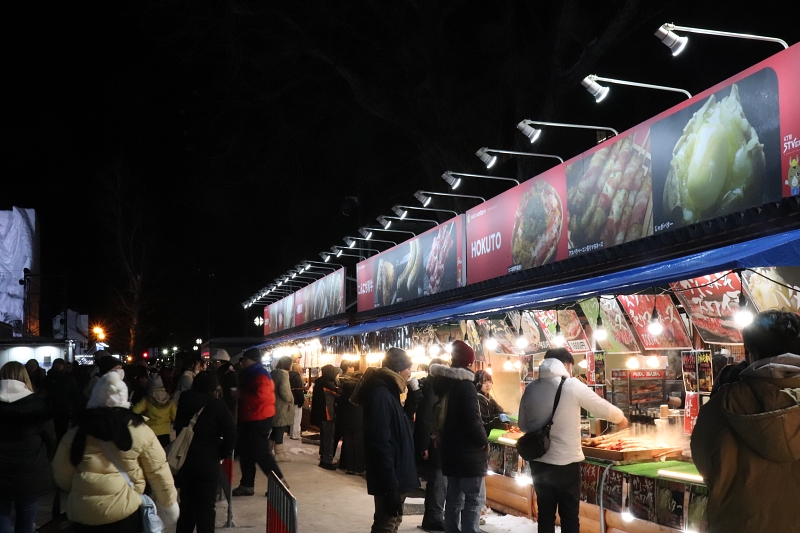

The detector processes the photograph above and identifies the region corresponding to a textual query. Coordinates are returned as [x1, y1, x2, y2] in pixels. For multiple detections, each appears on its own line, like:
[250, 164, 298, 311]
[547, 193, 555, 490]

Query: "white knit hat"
[87, 371, 131, 409]
[211, 349, 231, 361]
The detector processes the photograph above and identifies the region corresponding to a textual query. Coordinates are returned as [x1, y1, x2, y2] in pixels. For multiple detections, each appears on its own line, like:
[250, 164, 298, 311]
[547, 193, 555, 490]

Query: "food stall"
[248, 44, 800, 533]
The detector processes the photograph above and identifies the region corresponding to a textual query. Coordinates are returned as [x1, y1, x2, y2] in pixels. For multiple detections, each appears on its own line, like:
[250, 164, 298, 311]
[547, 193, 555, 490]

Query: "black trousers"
[239, 418, 284, 487]
[74, 509, 141, 533]
[177, 474, 218, 533]
[531, 461, 581, 533]
[340, 428, 365, 473]
[270, 425, 288, 445]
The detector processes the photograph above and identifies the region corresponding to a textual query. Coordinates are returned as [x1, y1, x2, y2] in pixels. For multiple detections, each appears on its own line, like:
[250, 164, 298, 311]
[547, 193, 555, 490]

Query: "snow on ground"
[483, 509, 561, 533]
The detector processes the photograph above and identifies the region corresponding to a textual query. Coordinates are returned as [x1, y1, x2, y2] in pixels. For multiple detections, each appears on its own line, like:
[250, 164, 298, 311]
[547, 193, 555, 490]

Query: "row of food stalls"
[250, 44, 800, 533]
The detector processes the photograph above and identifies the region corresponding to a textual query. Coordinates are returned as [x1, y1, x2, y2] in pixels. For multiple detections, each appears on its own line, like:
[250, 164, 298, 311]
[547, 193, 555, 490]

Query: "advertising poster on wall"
[578, 297, 640, 353]
[617, 294, 692, 350]
[357, 216, 465, 311]
[263, 269, 345, 335]
[741, 266, 800, 313]
[566, 124, 654, 254]
[465, 167, 568, 285]
[671, 272, 744, 344]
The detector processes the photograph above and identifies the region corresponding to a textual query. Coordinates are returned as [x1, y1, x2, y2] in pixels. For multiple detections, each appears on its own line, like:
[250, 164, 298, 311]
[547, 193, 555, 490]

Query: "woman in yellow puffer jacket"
[53, 372, 179, 533]
[133, 375, 177, 448]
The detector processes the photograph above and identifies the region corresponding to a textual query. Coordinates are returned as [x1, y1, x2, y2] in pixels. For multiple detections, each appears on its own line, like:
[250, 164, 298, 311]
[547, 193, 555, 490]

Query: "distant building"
[52, 309, 90, 354]
[0, 207, 40, 337]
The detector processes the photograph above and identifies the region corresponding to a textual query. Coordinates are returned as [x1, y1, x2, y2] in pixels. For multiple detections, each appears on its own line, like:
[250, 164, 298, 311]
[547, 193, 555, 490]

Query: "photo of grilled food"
[566, 131, 653, 249]
[511, 179, 562, 268]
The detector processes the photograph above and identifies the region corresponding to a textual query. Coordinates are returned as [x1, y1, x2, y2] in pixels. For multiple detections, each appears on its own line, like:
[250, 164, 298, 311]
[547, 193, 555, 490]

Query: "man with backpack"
[518, 348, 627, 533]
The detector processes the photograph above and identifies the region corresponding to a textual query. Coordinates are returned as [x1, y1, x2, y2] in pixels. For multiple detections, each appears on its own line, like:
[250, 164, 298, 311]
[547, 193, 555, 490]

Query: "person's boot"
[232, 485, 254, 496]
[274, 443, 291, 462]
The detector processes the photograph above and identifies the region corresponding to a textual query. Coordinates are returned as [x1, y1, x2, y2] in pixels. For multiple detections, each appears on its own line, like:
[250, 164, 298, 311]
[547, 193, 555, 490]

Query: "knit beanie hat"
[97, 355, 122, 376]
[382, 347, 412, 373]
[242, 348, 263, 362]
[450, 340, 475, 368]
[87, 372, 131, 409]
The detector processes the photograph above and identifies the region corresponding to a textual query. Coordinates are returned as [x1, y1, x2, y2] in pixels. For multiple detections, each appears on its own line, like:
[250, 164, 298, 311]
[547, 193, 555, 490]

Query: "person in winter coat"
[430, 341, 486, 533]
[473, 370, 509, 435]
[411, 359, 446, 531]
[691, 310, 800, 533]
[173, 371, 237, 533]
[289, 367, 305, 440]
[350, 348, 419, 533]
[52, 372, 179, 533]
[232, 348, 285, 497]
[174, 354, 206, 405]
[132, 376, 177, 448]
[24, 359, 46, 393]
[518, 349, 627, 533]
[210, 350, 238, 419]
[83, 354, 122, 399]
[0, 362, 55, 533]
[270, 356, 295, 462]
[311, 364, 341, 469]
[43, 358, 85, 443]
[337, 371, 365, 474]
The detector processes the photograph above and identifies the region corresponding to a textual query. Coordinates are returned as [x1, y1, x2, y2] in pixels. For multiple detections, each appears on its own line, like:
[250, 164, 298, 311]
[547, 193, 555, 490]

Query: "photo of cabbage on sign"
[650, 67, 781, 232]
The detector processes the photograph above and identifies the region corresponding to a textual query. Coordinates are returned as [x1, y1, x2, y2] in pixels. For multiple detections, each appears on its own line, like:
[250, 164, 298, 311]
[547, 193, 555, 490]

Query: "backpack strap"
[544, 377, 567, 429]
[99, 441, 134, 488]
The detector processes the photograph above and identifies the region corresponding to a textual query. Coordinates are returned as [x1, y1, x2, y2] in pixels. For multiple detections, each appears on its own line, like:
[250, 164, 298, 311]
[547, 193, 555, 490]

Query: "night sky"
[5, 0, 798, 353]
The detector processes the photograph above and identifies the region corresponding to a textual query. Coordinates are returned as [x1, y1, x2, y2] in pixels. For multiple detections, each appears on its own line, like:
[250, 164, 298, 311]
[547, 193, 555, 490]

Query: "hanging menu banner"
[462, 45, 798, 286]
[617, 294, 692, 350]
[578, 297, 640, 353]
[671, 272, 744, 344]
[357, 216, 465, 311]
[263, 269, 345, 335]
[534, 310, 592, 353]
[742, 266, 800, 313]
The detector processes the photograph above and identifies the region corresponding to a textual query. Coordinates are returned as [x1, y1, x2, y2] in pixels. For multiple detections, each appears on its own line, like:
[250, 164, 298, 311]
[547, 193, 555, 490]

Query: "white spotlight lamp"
[414, 191, 432, 207]
[475, 147, 498, 169]
[581, 76, 610, 103]
[648, 306, 663, 336]
[485, 337, 499, 351]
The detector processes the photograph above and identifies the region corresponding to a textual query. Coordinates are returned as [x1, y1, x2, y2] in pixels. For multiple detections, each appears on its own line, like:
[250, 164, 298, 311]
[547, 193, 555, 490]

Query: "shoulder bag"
[100, 442, 164, 533]
[166, 407, 204, 474]
[516, 377, 566, 462]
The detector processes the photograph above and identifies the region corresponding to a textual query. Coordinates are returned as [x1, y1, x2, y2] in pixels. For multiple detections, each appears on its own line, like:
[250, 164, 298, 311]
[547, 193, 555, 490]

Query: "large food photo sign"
[263, 269, 345, 335]
[465, 166, 569, 284]
[357, 216, 465, 311]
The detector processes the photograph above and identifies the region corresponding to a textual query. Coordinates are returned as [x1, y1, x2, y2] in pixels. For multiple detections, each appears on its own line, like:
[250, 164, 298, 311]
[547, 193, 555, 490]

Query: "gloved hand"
[407, 377, 420, 392]
[157, 501, 180, 527]
[382, 491, 404, 517]
[498, 413, 511, 423]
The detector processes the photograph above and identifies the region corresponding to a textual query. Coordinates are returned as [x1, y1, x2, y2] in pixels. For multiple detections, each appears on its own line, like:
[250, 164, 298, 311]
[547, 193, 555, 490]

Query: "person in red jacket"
[232, 348, 287, 496]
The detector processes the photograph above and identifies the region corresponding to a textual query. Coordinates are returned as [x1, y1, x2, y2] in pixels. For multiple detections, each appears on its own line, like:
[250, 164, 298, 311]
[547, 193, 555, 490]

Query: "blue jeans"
[444, 476, 483, 533]
[0, 497, 38, 533]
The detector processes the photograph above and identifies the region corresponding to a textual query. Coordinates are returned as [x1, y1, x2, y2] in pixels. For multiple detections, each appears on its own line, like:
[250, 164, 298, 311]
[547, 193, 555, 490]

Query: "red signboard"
[465, 168, 569, 284]
[263, 269, 345, 335]
[671, 272, 743, 344]
[357, 216, 465, 311]
[617, 294, 692, 350]
[534, 310, 592, 353]
[460, 45, 799, 287]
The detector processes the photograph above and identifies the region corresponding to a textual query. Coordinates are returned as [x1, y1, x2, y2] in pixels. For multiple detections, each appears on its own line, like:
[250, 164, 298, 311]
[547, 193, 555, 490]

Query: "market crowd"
[1, 310, 798, 533]
[0, 346, 304, 533]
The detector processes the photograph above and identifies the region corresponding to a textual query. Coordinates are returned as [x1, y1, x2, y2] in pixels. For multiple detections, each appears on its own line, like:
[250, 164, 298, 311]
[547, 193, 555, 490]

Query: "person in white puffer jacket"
[53, 372, 179, 533]
[518, 348, 628, 533]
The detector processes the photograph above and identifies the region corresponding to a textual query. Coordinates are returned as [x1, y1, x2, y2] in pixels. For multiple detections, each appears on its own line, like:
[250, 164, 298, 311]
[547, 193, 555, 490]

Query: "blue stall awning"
[250, 324, 352, 350]
[332, 229, 800, 336]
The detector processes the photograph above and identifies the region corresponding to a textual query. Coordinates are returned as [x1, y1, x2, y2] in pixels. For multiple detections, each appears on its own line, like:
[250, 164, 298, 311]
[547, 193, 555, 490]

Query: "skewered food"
[663, 84, 765, 225]
[426, 223, 454, 294]
[406, 240, 423, 293]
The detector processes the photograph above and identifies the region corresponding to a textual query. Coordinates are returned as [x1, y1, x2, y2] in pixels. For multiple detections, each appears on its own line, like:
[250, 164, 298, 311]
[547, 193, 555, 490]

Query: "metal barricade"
[220, 452, 236, 528]
[266, 472, 298, 533]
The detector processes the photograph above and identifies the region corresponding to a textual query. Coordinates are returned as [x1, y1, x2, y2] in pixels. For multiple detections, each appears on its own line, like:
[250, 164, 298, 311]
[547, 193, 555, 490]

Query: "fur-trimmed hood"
[429, 364, 474, 382]
[430, 364, 475, 398]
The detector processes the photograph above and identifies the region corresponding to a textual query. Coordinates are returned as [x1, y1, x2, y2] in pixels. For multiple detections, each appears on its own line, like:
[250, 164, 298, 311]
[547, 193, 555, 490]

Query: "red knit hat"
[450, 340, 475, 368]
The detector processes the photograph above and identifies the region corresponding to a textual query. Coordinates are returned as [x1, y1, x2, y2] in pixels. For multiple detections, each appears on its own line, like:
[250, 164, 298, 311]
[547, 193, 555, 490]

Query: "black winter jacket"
[289, 371, 305, 407]
[174, 390, 237, 483]
[337, 376, 363, 431]
[352, 368, 419, 496]
[0, 384, 56, 499]
[310, 375, 339, 425]
[430, 364, 488, 478]
[406, 375, 437, 462]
